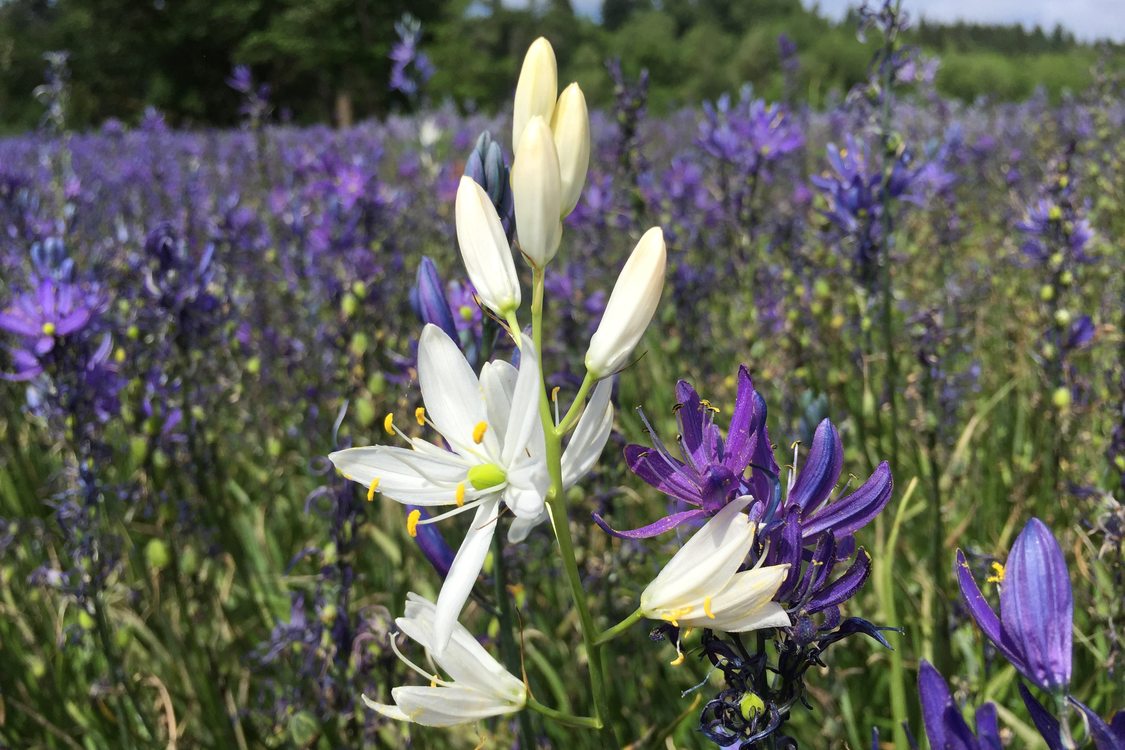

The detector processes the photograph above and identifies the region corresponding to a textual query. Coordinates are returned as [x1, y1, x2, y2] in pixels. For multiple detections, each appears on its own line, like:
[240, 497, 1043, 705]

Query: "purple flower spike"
[918, 660, 1002, 750]
[957, 518, 1073, 693]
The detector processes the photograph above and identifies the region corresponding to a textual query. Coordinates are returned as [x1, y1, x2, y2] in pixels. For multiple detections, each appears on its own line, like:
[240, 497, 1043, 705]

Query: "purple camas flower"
[917, 660, 1002, 750]
[697, 89, 804, 173]
[410, 256, 459, 343]
[0, 276, 97, 378]
[956, 517, 1073, 693]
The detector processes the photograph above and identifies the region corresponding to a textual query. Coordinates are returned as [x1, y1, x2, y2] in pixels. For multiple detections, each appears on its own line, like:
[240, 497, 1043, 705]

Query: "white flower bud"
[551, 83, 590, 217]
[512, 37, 557, 155]
[511, 116, 563, 268]
[454, 176, 520, 316]
[584, 227, 667, 377]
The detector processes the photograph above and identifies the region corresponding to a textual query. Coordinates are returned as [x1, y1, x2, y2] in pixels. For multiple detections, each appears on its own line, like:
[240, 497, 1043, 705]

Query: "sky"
[558, 0, 1125, 43]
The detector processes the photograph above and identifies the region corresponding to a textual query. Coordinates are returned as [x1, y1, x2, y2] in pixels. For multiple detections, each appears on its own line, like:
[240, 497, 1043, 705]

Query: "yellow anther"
[670, 651, 685, 667]
[430, 675, 439, 688]
[41, 322, 57, 336]
[383, 412, 395, 435]
[455, 482, 466, 507]
[986, 562, 1006, 584]
[551, 386, 561, 402]
[415, 407, 426, 426]
[406, 509, 421, 538]
[704, 596, 715, 619]
[366, 478, 380, 502]
[472, 421, 488, 444]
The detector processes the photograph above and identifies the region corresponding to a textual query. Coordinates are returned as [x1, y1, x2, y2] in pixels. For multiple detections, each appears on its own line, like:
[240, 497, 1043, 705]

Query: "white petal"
[508, 512, 547, 543]
[433, 499, 501, 652]
[709, 601, 791, 633]
[562, 377, 614, 488]
[480, 360, 518, 445]
[397, 593, 524, 696]
[329, 446, 474, 505]
[641, 497, 754, 614]
[673, 564, 790, 631]
[361, 694, 412, 722]
[455, 177, 520, 317]
[504, 454, 549, 519]
[552, 83, 591, 217]
[418, 324, 500, 460]
[387, 685, 520, 727]
[500, 339, 544, 468]
[512, 38, 557, 155]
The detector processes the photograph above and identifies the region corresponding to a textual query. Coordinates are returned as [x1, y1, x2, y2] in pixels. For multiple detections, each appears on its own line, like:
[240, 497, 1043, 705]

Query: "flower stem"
[531, 268, 618, 746]
[492, 529, 536, 745]
[594, 608, 644, 645]
[555, 371, 595, 436]
[527, 696, 601, 729]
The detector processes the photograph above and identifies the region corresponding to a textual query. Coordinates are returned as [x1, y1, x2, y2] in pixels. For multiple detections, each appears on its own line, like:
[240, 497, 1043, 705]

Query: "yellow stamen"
[383, 412, 395, 435]
[430, 674, 439, 688]
[551, 386, 560, 402]
[415, 407, 426, 426]
[670, 651, 685, 666]
[406, 509, 421, 538]
[41, 322, 57, 336]
[472, 421, 488, 444]
[455, 482, 466, 507]
[703, 596, 715, 619]
[986, 562, 1006, 584]
[366, 478, 380, 502]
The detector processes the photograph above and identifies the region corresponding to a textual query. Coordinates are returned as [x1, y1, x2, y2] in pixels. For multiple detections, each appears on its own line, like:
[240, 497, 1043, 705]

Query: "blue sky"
[560, 0, 1125, 42]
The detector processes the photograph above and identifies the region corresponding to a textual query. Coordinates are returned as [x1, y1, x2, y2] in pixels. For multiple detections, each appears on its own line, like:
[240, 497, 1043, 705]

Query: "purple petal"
[55, 307, 92, 336]
[767, 506, 803, 597]
[918, 661, 975, 750]
[723, 365, 761, 471]
[624, 443, 701, 505]
[789, 419, 843, 515]
[955, 549, 1029, 674]
[1019, 683, 1064, 750]
[974, 703, 1003, 750]
[592, 509, 707, 539]
[792, 533, 835, 605]
[1000, 518, 1072, 691]
[674, 380, 709, 470]
[802, 462, 892, 539]
[0, 310, 40, 337]
[1070, 698, 1125, 750]
[805, 547, 871, 613]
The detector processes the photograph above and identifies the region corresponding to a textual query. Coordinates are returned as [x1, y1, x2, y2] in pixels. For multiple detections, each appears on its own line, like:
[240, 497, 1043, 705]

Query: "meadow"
[0, 12, 1123, 750]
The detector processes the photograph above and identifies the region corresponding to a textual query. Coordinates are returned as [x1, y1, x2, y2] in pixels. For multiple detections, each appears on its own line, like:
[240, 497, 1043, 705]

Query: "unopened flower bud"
[511, 116, 562, 267]
[585, 227, 666, 377]
[464, 131, 514, 240]
[551, 83, 590, 216]
[512, 37, 557, 154]
[410, 257, 459, 341]
[455, 176, 520, 316]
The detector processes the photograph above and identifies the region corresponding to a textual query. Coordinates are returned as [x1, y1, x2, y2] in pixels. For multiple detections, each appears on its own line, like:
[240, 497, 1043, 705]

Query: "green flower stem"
[594, 608, 644, 646]
[527, 696, 602, 729]
[531, 267, 615, 745]
[554, 371, 595, 436]
[492, 529, 536, 745]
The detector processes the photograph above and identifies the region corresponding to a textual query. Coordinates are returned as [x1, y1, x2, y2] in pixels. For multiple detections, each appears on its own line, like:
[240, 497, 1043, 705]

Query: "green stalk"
[530, 268, 615, 745]
[492, 528, 536, 745]
[594, 608, 643, 646]
[876, 476, 918, 750]
[527, 697, 601, 729]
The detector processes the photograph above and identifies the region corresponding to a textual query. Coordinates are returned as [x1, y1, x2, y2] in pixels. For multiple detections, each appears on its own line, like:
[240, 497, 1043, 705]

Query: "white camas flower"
[640, 497, 791, 633]
[551, 82, 591, 217]
[585, 227, 667, 378]
[512, 37, 557, 156]
[363, 592, 526, 726]
[330, 325, 615, 650]
[455, 176, 520, 317]
[330, 324, 547, 650]
[511, 115, 563, 267]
